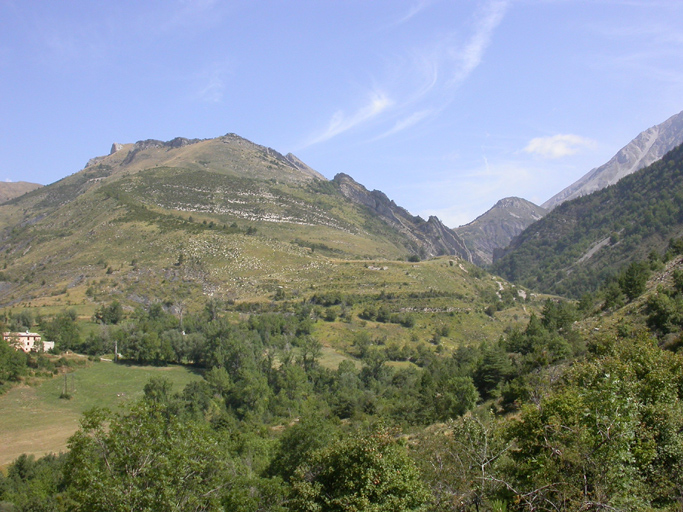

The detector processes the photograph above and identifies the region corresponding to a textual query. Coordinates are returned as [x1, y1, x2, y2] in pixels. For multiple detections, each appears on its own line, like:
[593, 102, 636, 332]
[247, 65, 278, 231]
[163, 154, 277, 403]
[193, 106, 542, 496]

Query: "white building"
[3, 331, 55, 352]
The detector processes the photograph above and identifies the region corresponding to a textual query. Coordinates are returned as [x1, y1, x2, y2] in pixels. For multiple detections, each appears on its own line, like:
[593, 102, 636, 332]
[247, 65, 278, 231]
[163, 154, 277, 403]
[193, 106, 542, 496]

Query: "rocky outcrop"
[333, 173, 472, 261]
[456, 197, 546, 266]
[543, 109, 683, 210]
[284, 153, 326, 180]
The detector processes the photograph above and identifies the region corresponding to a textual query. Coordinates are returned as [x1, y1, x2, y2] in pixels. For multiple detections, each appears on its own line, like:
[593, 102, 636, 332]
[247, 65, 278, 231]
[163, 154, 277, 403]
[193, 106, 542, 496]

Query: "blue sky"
[1, 0, 682, 226]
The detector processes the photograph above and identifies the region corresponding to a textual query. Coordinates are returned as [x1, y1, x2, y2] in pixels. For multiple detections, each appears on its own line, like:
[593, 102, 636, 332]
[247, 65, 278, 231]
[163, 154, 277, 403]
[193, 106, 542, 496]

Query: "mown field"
[0, 360, 201, 467]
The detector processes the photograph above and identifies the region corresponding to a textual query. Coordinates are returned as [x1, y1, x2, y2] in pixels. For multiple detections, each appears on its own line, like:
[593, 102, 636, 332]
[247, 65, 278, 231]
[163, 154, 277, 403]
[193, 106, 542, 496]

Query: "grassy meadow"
[0, 360, 201, 467]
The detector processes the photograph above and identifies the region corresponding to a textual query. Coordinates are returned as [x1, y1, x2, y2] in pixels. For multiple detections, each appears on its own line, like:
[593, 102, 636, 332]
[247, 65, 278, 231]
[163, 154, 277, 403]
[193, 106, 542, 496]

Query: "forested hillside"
[3, 242, 683, 510]
[493, 143, 683, 298]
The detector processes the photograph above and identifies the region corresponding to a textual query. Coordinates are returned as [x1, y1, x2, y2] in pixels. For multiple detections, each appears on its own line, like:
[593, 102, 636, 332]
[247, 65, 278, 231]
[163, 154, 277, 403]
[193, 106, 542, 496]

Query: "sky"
[1, 0, 683, 227]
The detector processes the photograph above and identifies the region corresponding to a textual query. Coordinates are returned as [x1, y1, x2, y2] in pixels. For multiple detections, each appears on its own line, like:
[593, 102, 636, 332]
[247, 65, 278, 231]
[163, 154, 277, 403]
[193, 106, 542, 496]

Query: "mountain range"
[543, 110, 683, 210]
[455, 109, 683, 266]
[3, 107, 683, 309]
[0, 133, 475, 309]
[492, 141, 683, 297]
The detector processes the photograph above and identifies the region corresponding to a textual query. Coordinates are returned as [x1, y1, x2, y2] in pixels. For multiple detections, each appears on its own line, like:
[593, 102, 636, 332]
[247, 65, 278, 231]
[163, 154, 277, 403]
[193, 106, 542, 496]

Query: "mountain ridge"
[543, 109, 683, 210]
[0, 132, 471, 308]
[455, 197, 546, 266]
[493, 141, 683, 297]
[0, 182, 43, 204]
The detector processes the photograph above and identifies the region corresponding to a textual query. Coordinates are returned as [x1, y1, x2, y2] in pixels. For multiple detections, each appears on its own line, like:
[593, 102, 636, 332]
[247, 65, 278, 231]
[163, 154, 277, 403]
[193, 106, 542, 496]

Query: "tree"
[41, 311, 82, 352]
[94, 300, 123, 325]
[473, 345, 513, 399]
[507, 334, 683, 511]
[290, 426, 431, 512]
[65, 401, 233, 511]
[415, 414, 512, 511]
[0, 337, 27, 385]
[0, 453, 67, 511]
[618, 261, 650, 301]
[433, 376, 479, 421]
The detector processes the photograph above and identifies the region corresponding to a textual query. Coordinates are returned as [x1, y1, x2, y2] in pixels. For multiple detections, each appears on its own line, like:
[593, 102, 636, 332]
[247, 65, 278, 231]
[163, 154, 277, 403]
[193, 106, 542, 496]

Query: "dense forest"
[492, 143, 683, 298]
[3, 243, 683, 511]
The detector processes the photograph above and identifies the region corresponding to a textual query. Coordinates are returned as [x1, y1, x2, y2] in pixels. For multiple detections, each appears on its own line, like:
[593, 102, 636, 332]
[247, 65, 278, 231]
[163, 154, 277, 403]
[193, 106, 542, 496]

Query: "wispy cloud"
[448, 0, 509, 85]
[389, 0, 434, 27]
[305, 92, 394, 146]
[161, 0, 222, 32]
[524, 134, 597, 159]
[192, 63, 232, 103]
[374, 110, 434, 140]
[197, 75, 225, 103]
[302, 0, 509, 148]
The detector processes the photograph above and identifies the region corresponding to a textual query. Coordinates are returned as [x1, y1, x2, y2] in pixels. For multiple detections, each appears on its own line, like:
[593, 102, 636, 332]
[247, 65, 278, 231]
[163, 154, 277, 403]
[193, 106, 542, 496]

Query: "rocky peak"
[284, 153, 326, 180]
[455, 197, 546, 266]
[543, 109, 683, 210]
[132, 137, 204, 151]
[333, 173, 471, 261]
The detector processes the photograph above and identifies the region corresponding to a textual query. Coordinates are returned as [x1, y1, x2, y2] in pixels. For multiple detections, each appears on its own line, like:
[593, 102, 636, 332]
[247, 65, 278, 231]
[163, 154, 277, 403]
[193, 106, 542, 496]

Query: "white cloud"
[197, 76, 224, 103]
[302, 0, 509, 148]
[448, 0, 509, 85]
[192, 62, 233, 103]
[374, 110, 434, 140]
[523, 134, 597, 159]
[304, 92, 394, 146]
[389, 0, 434, 27]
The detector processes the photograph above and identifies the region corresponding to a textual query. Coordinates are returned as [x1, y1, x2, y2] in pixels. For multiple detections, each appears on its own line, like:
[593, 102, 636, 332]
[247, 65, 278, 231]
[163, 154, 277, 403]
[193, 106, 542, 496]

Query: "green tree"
[65, 401, 232, 511]
[0, 337, 28, 385]
[0, 453, 67, 511]
[416, 414, 511, 511]
[94, 300, 123, 325]
[507, 334, 683, 511]
[41, 311, 82, 352]
[290, 426, 431, 512]
[618, 261, 650, 301]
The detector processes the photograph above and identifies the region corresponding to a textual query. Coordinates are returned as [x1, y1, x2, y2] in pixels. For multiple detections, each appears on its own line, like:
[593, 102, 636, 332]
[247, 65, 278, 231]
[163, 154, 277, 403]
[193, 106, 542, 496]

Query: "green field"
[0, 361, 202, 467]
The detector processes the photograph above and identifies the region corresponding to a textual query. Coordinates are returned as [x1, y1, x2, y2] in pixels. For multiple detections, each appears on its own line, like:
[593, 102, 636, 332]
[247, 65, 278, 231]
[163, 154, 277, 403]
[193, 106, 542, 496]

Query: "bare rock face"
[543, 110, 683, 210]
[333, 173, 472, 261]
[284, 153, 326, 180]
[456, 197, 547, 266]
[110, 143, 124, 154]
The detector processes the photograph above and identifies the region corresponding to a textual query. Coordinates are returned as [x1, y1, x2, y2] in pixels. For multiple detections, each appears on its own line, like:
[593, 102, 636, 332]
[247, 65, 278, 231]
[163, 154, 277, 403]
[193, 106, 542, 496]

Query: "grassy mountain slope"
[0, 134, 476, 311]
[492, 142, 683, 298]
[0, 182, 42, 204]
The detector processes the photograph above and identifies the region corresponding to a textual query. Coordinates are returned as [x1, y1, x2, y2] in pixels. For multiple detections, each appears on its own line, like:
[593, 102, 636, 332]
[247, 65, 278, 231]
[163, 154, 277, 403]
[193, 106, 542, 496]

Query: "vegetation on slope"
[493, 143, 683, 298]
[3, 245, 683, 510]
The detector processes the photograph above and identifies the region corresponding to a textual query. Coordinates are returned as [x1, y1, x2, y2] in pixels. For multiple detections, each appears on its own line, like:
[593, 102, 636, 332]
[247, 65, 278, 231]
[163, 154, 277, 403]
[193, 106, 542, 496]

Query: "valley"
[2, 120, 683, 511]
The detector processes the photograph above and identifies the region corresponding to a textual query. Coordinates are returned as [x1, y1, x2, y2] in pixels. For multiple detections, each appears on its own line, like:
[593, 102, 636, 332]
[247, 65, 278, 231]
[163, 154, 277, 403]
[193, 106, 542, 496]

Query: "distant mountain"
[455, 197, 546, 266]
[0, 182, 42, 203]
[0, 133, 470, 307]
[543, 110, 683, 210]
[334, 173, 471, 261]
[84, 134, 327, 184]
[492, 142, 683, 298]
